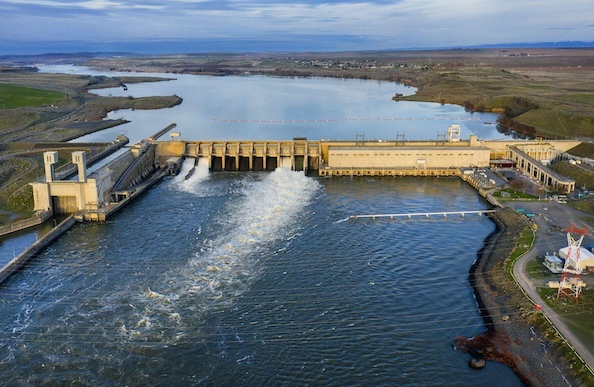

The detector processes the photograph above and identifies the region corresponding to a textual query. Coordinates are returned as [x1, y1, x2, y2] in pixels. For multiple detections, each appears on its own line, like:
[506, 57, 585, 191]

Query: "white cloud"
[0, 0, 592, 49]
[2, 0, 165, 10]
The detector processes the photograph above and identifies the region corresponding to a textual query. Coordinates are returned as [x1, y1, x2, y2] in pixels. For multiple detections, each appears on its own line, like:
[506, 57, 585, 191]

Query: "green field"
[0, 83, 64, 108]
[550, 161, 594, 190]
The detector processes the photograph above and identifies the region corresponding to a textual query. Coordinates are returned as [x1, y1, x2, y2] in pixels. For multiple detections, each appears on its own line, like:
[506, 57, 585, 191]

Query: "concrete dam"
[158, 138, 320, 173]
[27, 125, 581, 223]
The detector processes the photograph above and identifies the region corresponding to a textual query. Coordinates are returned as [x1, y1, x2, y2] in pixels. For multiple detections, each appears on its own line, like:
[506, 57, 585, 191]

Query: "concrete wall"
[328, 147, 491, 169]
[105, 150, 135, 184]
[155, 141, 186, 158]
[113, 146, 156, 190]
[0, 216, 77, 285]
[0, 210, 52, 237]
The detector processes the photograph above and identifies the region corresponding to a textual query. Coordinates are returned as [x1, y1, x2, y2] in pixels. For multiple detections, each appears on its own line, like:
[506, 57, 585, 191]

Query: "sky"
[0, 0, 593, 54]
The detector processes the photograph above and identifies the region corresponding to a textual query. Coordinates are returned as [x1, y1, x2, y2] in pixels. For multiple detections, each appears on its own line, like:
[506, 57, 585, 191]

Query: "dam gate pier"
[155, 139, 321, 174]
[23, 124, 582, 225]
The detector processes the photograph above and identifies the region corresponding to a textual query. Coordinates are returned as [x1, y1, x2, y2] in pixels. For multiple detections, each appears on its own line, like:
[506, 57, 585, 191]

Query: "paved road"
[508, 200, 594, 371]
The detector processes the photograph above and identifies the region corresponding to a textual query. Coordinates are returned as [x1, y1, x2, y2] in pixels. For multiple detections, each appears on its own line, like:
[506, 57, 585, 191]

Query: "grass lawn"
[526, 256, 554, 279]
[0, 83, 64, 108]
[537, 287, 594, 352]
[493, 188, 539, 200]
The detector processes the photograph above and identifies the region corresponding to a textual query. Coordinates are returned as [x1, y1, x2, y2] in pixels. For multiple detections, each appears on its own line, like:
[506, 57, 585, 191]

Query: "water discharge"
[125, 167, 321, 344]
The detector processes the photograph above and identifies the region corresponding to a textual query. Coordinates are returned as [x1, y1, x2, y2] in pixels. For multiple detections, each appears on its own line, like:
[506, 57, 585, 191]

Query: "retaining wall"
[0, 216, 77, 286]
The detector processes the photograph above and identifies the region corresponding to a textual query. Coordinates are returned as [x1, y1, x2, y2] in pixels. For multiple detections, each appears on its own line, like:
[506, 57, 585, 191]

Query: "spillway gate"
[155, 139, 321, 173]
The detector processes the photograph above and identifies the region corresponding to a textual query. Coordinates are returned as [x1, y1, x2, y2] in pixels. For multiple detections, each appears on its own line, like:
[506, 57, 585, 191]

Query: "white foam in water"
[128, 167, 320, 342]
[172, 157, 211, 194]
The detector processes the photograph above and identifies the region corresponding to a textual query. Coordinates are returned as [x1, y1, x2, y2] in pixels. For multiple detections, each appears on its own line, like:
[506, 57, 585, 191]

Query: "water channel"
[0, 68, 523, 385]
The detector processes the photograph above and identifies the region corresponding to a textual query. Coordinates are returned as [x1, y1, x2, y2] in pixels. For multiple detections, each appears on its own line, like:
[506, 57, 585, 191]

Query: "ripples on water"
[0, 169, 522, 386]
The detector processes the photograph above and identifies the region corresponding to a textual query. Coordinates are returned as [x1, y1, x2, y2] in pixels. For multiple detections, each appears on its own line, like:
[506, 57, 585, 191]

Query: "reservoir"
[40, 64, 504, 144]
[0, 69, 522, 385]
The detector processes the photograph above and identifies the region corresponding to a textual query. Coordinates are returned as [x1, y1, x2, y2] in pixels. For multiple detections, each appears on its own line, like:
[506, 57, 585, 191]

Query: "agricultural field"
[0, 83, 64, 109]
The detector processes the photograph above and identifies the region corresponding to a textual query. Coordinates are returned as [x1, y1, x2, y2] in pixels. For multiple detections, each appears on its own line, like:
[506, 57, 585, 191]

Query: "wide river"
[0, 68, 522, 385]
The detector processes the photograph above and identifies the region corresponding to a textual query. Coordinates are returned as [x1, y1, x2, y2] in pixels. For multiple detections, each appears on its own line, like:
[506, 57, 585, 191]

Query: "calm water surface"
[0, 68, 523, 385]
[40, 65, 503, 144]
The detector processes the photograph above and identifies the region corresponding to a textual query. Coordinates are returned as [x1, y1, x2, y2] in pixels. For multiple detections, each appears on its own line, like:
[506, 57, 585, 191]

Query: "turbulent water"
[0, 165, 522, 386]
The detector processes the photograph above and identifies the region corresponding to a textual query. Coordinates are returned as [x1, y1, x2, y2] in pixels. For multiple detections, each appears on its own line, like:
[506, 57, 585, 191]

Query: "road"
[508, 200, 594, 372]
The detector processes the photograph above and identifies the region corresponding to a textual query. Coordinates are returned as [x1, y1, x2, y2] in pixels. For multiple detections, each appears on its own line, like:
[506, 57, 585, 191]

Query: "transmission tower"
[436, 132, 447, 145]
[557, 225, 588, 301]
[356, 132, 365, 146]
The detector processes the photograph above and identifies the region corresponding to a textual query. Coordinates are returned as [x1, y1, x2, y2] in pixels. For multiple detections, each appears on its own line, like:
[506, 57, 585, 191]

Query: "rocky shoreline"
[455, 208, 582, 386]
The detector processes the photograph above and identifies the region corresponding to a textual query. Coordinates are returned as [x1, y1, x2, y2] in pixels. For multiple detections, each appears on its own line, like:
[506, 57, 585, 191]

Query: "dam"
[25, 124, 580, 223]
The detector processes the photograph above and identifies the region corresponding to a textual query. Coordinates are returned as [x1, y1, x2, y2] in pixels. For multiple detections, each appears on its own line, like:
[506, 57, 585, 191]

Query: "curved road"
[510, 200, 594, 371]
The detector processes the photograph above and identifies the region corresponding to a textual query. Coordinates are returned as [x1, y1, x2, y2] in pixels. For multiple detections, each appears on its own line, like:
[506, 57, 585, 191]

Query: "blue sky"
[1, 0, 593, 54]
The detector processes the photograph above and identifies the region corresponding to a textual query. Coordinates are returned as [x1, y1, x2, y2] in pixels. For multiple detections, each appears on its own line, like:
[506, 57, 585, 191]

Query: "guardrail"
[0, 215, 76, 286]
[0, 210, 52, 237]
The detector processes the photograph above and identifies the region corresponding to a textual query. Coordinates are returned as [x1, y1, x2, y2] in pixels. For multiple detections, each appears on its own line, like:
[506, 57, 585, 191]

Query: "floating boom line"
[212, 117, 483, 124]
[348, 210, 496, 220]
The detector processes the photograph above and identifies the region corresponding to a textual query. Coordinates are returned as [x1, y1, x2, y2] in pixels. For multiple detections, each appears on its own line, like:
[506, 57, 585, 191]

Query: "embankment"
[0, 216, 77, 285]
[456, 208, 582, 386]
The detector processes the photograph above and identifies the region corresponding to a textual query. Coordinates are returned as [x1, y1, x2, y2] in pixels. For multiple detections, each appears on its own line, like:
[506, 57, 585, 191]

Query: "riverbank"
[456, 208, 584, 386]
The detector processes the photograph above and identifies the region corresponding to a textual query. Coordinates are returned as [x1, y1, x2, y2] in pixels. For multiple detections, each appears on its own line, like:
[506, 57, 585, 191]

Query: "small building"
[543, 254, 564, 273]
[558, 246, 594, 271]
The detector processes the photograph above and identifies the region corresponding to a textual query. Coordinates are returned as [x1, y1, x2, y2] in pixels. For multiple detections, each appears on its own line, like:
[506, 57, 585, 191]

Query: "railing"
[0, 210, 52, 237]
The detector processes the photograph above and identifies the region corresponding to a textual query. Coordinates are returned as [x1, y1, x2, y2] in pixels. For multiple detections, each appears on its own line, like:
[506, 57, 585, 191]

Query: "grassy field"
[528, 256, 594, 351]
[550, 161, 594, 190]
[0, 70, 182, 145]
[0, 83, 64, 108]
[493, 188, 539, 200]
[537, 287, 594, 355]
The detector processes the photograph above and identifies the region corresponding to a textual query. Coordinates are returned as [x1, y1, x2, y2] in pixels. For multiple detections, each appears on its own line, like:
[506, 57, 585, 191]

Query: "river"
[0, 69, 522, 385]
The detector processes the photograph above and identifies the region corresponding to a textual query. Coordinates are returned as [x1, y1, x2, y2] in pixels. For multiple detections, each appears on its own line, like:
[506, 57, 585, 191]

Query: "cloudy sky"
[1, 0, 593, 54]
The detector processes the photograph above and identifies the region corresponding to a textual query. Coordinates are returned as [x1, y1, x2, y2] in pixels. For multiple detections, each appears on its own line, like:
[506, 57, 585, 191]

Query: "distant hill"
[1, 40, 593, 57]
[471, 41, 594, 49]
